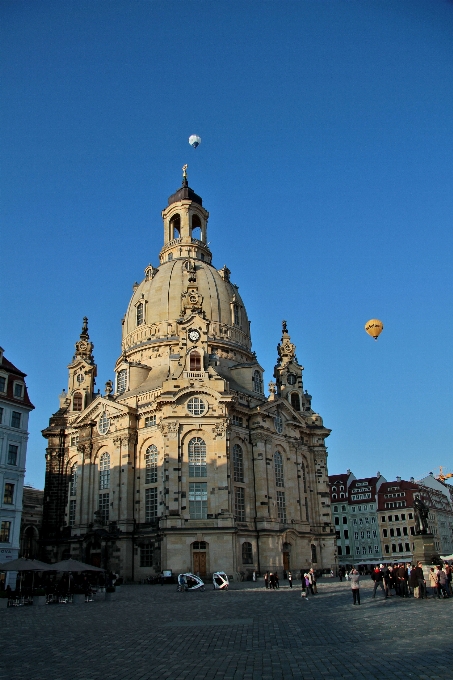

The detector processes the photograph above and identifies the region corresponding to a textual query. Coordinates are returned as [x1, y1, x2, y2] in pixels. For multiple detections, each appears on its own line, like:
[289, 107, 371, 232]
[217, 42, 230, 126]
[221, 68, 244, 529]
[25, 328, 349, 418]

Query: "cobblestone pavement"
[2, 578, 452, 680]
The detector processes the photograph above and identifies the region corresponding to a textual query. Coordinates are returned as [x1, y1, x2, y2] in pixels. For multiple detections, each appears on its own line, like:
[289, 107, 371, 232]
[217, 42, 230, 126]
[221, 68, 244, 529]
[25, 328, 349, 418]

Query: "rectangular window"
[144, 415, 156, 427]
[99, 468, 110, 490]
[98, 493, 109, 523]
[342, 516, 347, 524]
[344, 530, 349, 539]
[391, 544, 396, 553]
[0, 376, 6, 392]
[14, 383, 23, 399]
[140, 545, 153, 567]
[335, 516, 340, 525]
[410, 526, 415, 535]
[396, 527, 401, 537]
[7, 445, 18, 465]
[356, 547, 360, 556]
[371, 517, 376, 524]
[366, 530, 371, 539]
[145, 487, 158, 521]
[390, 528, 394, 537]
[11, 411, 21, 428]
[338, 545, 343, 556]
[234, 487, 245, 521]
[354, 531, 359, 539]
[403, 526, 408, 536]
[189, 482, 207, 519]
[405, 542, 410, 552]
[388, 516, 392, 522]
[373, 530, 377, 538]
[385, 544, 389, 554]
[69, 499, 76, 526]
[0, 406, 3, 423]
[71, 435, 79, 446]
[408, 513, 413, 520]
[232, 415, 243, 427]
[3, 483, 14, 504]
[0, 521, 11, 542]
[383, 528, 388, 538]
[276, 491, 286, 522]
[381, 516, 386, 522]
[341, 505, 346, 512]
[368, 545, 373, 554]
[345, 546, 350, 555]
[374, 545, 379, 553]
[362, 546, 366, 555]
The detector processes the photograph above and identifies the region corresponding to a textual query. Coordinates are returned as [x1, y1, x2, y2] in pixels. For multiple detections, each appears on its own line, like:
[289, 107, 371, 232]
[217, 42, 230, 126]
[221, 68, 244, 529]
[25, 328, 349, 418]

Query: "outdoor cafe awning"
[50, 558, 105, 572]
[0, 558, 53, 572]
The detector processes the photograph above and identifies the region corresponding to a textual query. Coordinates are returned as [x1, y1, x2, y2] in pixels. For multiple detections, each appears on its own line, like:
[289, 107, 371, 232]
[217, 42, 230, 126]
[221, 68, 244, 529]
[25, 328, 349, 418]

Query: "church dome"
[122, 258, 251, 354]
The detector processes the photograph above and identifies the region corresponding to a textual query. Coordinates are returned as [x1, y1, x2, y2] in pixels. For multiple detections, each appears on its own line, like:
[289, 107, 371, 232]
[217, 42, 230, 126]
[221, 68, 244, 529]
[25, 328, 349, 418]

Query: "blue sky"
[1, 0, 452, 489]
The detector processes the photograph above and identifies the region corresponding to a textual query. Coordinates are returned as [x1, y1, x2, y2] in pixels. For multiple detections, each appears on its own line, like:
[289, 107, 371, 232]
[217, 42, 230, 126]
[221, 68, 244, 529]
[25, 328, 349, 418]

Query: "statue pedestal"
[412, 534, 436, 576]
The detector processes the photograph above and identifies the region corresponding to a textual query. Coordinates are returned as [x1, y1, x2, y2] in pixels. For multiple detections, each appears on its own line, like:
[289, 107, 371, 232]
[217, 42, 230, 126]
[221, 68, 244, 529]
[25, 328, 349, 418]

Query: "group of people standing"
[349, 562, 452, 605]
[263, 572, 280, 589]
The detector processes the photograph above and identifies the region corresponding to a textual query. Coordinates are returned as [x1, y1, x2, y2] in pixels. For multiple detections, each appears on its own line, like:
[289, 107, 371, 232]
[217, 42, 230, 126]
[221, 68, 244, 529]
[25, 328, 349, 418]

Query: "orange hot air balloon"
[365, 319, 384, 341]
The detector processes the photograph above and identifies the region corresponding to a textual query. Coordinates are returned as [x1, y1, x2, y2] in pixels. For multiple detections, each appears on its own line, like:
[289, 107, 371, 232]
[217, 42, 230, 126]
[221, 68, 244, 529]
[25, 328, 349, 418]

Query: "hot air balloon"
[365, 319, 384, 341]
[189, 134, 201, 148]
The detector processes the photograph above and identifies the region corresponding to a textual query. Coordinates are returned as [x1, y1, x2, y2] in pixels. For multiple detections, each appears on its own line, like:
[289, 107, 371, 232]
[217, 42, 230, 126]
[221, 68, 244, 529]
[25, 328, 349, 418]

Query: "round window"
[187, 397, 207, 416]
[98, 412, 110, 435]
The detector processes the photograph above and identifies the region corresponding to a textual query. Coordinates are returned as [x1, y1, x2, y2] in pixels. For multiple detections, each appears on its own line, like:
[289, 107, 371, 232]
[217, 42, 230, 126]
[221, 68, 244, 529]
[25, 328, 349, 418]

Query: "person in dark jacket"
[371, 567, 387, 598]
[288, 571, 293, 588]
[397, 563, 409, 597]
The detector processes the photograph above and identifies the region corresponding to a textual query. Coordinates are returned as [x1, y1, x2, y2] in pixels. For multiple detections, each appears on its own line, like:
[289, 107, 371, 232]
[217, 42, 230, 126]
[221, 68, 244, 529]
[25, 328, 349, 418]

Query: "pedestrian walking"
[350, 568, 360, 605]
[288, 571, 292, 588]
[269, 572, 276, 590]
[415, 562, 426, 599]
[397, 563, 409, 598]
[309, 568, 318, 594]
[264, 572, 269, 589]
[275, 572, 280, 589]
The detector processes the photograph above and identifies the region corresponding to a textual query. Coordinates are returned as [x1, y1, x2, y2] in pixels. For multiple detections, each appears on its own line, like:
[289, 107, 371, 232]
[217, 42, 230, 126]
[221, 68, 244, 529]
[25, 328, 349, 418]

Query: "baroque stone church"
[41, 172, 336, 580]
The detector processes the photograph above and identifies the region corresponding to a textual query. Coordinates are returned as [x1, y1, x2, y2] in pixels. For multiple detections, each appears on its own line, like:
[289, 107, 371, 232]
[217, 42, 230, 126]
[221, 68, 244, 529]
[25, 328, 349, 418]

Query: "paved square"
[2, 579, 452, 679]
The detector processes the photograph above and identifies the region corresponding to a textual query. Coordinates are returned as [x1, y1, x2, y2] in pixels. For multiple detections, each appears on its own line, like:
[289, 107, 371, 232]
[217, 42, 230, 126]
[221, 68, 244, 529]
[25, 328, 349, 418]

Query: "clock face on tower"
[188, 329, 200, 342]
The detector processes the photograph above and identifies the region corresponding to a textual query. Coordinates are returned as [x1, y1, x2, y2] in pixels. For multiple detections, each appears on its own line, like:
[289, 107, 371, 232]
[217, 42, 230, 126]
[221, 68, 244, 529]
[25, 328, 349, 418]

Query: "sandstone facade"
[41, 174, 336, 580]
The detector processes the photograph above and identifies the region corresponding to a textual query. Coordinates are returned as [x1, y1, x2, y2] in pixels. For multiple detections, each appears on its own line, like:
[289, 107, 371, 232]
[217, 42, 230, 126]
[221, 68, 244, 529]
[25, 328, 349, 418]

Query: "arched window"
[233, 304, 240, 326]
[145, 445, 158, 484]
[290, 392, 300, 411]
[117, 369, 127, 394]
[233, 444, 244, 482]
[191, 213, 201, 241]
[311, 544, 317, 563]
[188, 437, 207, 477]
[168, 253, 173, 261]
[70, 464, 78, 496]
[73, 392, 83, 411]
[190, 351, 202, 371]
[99, 452, 110, 490]
[170, 214, 181, 239]
[136, 303, 144, 326]
[274, 451, 284, 487]
[252, 371, 263, 394]
[242, 542, 253, 564]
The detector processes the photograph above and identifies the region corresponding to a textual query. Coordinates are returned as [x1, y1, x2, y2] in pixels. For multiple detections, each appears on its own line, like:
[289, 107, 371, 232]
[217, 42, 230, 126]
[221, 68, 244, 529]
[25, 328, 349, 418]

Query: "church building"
[41, 172, 336, 580]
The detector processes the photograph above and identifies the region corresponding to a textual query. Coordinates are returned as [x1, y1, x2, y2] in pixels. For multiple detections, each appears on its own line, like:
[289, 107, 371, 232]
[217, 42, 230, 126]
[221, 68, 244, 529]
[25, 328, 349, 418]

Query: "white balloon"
[189, 134, 201, 148]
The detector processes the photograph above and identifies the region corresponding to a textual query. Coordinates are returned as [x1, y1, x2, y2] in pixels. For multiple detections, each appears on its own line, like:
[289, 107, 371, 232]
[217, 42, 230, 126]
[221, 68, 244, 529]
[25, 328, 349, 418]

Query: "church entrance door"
[193, 552, 207, 577]
[283, 552, 290, 571]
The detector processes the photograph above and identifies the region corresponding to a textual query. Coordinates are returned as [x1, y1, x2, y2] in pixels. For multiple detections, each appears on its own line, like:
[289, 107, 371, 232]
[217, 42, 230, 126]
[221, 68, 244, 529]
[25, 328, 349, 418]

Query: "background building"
[20, 485, 44, 559]
[329, 470, 386, 569]
[417, 473, 453, 556]
[41, 175, 336, 580]
[0, 348, 34, 586]
[376, 478, 418, 561]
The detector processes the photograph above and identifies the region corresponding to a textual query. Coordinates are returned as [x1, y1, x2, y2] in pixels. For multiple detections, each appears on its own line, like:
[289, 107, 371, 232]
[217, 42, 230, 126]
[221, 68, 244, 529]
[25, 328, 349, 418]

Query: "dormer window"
[117, 369, 127, 394]
[252, 371, 263, 394]
[136, 303, 144, 327]
[13, 382, 24, 399]
[0, 375, 6, 393]
[290, 392, 300, 411]
[234, 304, 240, 326]
[190, 351, 202, 371]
